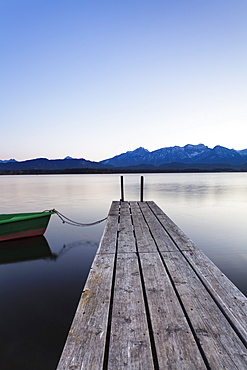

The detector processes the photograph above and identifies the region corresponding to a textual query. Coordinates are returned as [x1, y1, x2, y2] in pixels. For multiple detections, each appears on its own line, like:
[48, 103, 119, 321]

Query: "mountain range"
[1, 144, 247, 172]
[100, 144, 247, 167]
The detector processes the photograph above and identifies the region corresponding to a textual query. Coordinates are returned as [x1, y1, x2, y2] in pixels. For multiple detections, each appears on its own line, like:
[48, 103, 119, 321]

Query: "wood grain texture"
[118, 201, 136, 253]
[147, 201, 198, 251]
[56, 253, 115, 370]
[108, 200, 120, 216]
[183, 249, 247, 346]
[129, 201, 157, 253]
[97, 214, 118, 254]
[138, 202, 178, 252]
[108, 252, 154, 369]
[57, 201, 247, 369]
[139, 252, 206, 369]
[161, 251, 247, 369]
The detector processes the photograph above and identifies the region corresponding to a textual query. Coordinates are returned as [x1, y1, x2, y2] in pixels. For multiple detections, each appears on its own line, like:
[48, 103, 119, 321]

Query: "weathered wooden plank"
[183, 249, 247, 346]
[147, 201, 198, 251]
[118, 201, 136, 253]
[161, 251, 247, 369]
[97, 213, 118, 254]
[138, 202, 179, 252]
[57, 200, 247, 370]
[139, 252, 206, 369]
[119, 200, 131, 215]
[108, 252, 154, 369]
[129, 201, 158, 253]
[56, 253, 115, 370]
[148, 201, 247, 345]
[108, 200, 120, 216]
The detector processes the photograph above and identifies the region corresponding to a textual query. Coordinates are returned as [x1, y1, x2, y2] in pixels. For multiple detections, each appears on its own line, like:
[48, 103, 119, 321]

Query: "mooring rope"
[44, 209, 107, 227]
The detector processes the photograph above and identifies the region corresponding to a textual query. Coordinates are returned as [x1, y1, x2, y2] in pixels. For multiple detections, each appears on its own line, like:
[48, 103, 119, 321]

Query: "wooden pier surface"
[57, 201, 247, 369]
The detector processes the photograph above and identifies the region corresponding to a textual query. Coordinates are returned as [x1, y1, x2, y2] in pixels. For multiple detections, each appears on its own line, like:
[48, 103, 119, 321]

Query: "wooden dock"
[57, 201, 247, 369]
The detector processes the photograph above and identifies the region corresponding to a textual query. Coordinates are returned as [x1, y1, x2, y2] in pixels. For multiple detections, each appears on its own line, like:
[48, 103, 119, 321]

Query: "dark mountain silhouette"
[100, 144, 247, 167]
[0, 157, 110, 171]
[1, 144, 247, 172]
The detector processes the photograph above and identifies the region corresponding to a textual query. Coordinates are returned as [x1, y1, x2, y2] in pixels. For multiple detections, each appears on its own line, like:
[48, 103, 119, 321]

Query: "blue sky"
[1, 0, 247, 161]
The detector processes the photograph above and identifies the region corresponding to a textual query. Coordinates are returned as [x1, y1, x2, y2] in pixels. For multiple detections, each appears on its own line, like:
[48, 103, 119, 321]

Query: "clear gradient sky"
[1, 0, 247, 161]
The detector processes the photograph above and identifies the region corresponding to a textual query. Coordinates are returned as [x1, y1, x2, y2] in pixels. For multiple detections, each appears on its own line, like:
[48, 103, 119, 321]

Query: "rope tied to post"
[44, 209, 107, 227]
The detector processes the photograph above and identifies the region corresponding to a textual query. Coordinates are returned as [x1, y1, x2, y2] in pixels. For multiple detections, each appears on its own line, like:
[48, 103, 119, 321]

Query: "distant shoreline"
[1, 168, 247, 175]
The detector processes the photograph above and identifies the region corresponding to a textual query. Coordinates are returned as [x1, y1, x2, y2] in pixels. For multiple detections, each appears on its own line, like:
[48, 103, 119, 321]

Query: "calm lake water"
[0, 173, 247, 369]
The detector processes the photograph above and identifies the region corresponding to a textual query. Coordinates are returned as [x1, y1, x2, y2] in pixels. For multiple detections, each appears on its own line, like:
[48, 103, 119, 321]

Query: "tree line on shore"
[0, 168, 244, 175]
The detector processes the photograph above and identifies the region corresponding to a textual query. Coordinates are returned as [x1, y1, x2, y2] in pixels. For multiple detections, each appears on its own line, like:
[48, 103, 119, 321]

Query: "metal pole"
[120, 176, 124, 201]
[140, 176, 144, 202]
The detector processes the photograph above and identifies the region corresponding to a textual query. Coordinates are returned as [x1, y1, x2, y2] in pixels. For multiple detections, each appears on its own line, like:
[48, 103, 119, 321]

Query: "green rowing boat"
[0, 211, 54, 242]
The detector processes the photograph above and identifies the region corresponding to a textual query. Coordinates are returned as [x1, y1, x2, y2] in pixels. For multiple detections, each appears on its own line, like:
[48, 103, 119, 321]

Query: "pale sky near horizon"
[1, 0, 247, 162]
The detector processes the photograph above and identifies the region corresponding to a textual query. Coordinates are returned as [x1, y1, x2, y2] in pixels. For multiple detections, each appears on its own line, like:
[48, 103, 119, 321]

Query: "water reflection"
[0, 173, 246, 370]
[145, 173, 247, 203]
[0, 236, 99, 265]
[0, 236, 55, 264]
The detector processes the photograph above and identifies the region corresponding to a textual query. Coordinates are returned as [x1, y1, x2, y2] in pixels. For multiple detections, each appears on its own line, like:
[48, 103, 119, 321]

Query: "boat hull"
[0, 212, 53, 242]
